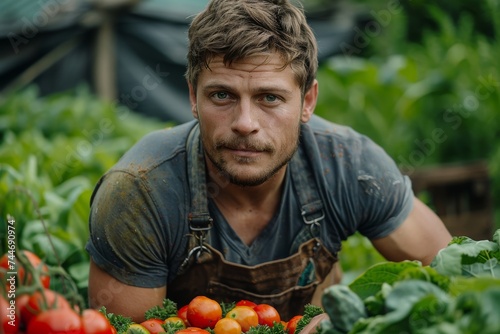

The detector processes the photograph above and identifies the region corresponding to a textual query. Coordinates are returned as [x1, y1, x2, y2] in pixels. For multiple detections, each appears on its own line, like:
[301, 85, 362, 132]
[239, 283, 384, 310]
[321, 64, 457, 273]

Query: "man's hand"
[298, 313, 329, 334]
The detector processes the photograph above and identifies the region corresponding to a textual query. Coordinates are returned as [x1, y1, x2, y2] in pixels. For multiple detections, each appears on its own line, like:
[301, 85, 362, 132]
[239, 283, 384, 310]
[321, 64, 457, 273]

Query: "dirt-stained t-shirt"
[85, 115, 414, 288]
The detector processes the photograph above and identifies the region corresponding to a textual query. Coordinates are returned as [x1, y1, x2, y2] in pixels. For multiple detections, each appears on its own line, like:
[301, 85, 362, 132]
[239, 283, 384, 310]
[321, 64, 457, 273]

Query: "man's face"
[189, 53, 317, 187]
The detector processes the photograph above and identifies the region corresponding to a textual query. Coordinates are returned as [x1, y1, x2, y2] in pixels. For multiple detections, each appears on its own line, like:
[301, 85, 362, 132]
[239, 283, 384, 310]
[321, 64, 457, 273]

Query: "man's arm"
[299, 197, 451, 334]
[371, 197, 452, 265]
[88, 259, 166, 323]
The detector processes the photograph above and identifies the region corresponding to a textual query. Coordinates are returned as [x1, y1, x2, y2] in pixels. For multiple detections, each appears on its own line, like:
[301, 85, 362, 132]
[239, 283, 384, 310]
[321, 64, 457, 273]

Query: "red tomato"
[253, 304, 281, 327]
[0, 294, 31, 334]
[177, 304, 190, 326]
[285, 315, 303, 334]
[0, 251, 51, 289]
[26, 308, 84, 334]
[16, 294, 30, 316]
[140, 318, 165, 334]
[235, 300, 257, 308]
[187, 296, 222, 329]
[20, 289, 71, 326]
[225, 306, 259, 332]
[82, 309, 114, 334]
[12, 294, 30, 332]
[176, 327, 211, 334]
[1, 296, 19, 334]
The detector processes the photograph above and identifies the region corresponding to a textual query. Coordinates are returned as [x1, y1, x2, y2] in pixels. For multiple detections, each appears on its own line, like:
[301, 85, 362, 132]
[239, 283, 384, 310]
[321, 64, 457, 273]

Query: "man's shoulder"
[111, 120, 197, 174]
[302, 114, 398, 184]
[306, 114, 367, 146]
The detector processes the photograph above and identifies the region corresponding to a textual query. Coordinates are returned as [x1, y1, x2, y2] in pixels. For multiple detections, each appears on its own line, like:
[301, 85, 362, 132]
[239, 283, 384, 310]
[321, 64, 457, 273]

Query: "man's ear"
[188, 82, 198, 119]
[301, 79, 318, 123]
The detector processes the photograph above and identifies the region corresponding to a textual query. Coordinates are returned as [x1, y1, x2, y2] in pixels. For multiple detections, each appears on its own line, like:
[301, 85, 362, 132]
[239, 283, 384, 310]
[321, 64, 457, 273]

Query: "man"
[86, 0, 452, 323]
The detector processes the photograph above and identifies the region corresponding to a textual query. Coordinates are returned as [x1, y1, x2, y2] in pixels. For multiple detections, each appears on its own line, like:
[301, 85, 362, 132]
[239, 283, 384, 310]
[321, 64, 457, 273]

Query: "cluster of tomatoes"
[175, 296, 302, 334]
[96, 295, 304, 334]
[1, 250, 305, 334]
[1, 250, 115, 334]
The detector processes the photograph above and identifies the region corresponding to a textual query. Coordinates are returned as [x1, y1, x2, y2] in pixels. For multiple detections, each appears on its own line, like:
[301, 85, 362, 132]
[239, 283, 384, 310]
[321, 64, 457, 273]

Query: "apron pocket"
[207, 280, 319, 321]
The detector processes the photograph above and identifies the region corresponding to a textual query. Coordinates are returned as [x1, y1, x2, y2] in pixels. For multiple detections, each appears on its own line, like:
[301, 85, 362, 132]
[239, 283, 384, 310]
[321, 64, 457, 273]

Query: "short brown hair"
[186, 0, 318, 95]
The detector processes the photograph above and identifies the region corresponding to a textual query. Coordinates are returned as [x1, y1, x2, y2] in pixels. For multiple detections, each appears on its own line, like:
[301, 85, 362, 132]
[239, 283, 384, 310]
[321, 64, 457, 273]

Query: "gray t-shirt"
[86, 115, 413, 288]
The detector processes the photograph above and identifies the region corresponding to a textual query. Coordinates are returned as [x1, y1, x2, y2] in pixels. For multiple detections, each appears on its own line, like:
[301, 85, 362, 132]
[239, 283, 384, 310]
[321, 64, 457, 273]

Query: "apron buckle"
[188, 213, 214, 231]
[301, 209, 324, 237]
[178, 244, 211, 274]
[301, 210, 325, 225]
[188, 212, 213, 246]
[188, 244, 211, 261]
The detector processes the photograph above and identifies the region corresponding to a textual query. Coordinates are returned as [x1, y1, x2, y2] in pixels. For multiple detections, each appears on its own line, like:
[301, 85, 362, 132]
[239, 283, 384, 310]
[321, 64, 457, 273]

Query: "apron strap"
[290, 123, 326, 237]
[186, 123, 211, 222]
[179, 124, 213, 273]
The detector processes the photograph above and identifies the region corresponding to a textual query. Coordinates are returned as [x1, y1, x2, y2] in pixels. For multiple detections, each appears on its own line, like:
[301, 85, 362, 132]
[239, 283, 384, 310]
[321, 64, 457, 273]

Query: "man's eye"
[264, 94, 278, 103]
[213, 92, 228, 99]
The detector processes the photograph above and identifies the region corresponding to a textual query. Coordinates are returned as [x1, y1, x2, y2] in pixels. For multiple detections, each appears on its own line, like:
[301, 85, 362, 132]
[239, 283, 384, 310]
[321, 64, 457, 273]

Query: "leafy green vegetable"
[406, 293, 450, 333]
[362, 283, 392, 317]
[100, 306, 134, 333]
[431, 230, 500, 278]
[384, 280, 450, 315]
[317, 230, 500, 334]
[397, 266, 450, 292]
[0, 86, 168, 305]
[321, 285, 367, 334]
[294, 304, 324, 334]
[348, 261, 421, 300]
[220, 301, 236, 318]
[348, 281, 448, 334]
[145, 298, 178, 320]
[448, 276, 500, 296]
[162, 321, 186, 334]
[246, 323, 286, 334]
[451, 287, 500, 333]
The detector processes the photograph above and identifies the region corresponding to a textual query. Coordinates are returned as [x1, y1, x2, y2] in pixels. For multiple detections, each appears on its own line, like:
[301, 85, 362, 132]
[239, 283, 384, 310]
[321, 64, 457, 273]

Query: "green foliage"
[316, 24, 500, 169]
[162, 321, 186, 334]
[100, 306, 134, 333]
[318, 272, 500, 334]
[294, 304, 324, 334]
[317, 229, 500, 334]
[338, 233, 386, 283]
[220, 301, 236, 318]
[397, 266, 450, 292]
[326, 1, 500, 275]
[246, 323, 287, 334]
[431, 229, 500, 278]
[144, 298, 178, 320]
[348, 261, 421, 300]
[0, 85, 167, 303]
[321, 285, 367, 334]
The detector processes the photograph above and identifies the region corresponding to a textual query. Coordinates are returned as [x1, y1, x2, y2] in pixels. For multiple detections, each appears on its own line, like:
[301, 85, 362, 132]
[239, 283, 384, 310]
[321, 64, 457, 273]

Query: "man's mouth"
[217, 139, 272, 154]
[225, 146, 263, 157]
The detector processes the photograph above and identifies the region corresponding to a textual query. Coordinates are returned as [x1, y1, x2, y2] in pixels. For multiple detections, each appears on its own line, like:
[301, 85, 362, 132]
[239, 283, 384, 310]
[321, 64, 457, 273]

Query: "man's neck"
[206, 161, 287, 245]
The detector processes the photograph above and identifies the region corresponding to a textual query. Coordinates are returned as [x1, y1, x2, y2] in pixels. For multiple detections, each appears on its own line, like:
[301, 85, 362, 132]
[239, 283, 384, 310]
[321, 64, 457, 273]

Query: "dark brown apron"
[167, 124, 338, 321]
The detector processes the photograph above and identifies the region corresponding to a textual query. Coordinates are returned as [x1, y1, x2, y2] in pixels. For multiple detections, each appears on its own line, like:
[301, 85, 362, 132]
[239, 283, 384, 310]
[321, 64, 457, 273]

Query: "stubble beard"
[202, 126, 301, 187]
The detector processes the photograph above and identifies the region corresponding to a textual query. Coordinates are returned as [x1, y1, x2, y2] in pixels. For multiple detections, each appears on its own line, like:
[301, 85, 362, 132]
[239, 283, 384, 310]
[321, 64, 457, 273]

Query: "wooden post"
[93, 13, 116, 102]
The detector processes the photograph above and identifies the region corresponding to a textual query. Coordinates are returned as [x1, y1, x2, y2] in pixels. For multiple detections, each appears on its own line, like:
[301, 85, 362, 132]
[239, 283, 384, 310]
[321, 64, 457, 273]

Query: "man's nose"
[231, 99, 259, 136]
